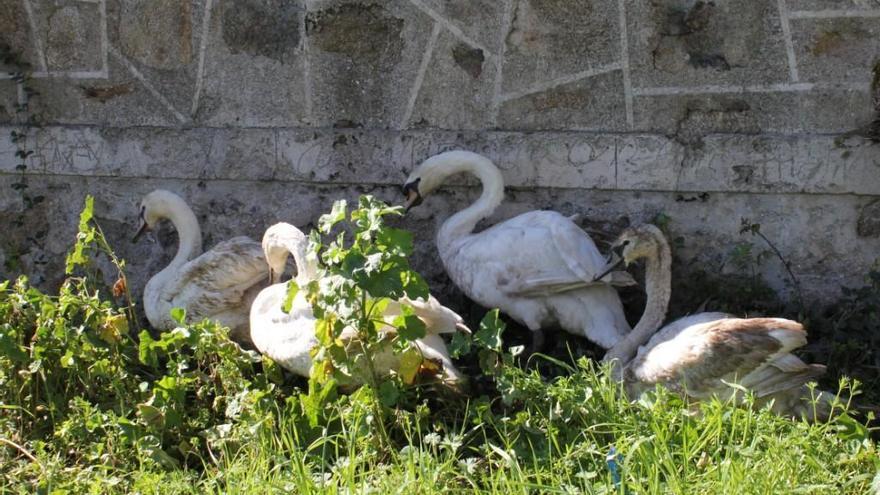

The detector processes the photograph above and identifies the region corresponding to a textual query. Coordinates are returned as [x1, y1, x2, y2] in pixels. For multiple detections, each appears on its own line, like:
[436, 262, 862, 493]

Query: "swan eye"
[402, 177, 421, 195]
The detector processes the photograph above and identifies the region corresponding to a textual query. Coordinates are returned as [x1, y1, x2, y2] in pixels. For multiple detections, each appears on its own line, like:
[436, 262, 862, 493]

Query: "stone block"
[632, 87, 875, 137]
[105, 0, 199, 123]
[0, 126, 277, 180]
[196, 0, 308, 126]
[674, 135, 880, 195]
[30, 0, 103, 73]
[417, 0, 507, 54]
[118, 0, 193, 71]
[858, 199, 880, 238]
[502, 0, 620, 94]
[615, 135, 683, 190]
[497, 70, 627, 130]
[24, 55, 181, 126]
[627, 0, 790, 89]
[405, 30, 494, 130]
[790, 17, 880, 84]
[306, 0, 434, 128]
[0, 0, 38, 74]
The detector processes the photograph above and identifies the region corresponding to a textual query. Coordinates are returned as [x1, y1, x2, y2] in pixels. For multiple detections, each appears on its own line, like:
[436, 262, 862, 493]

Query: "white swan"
[134, 190, 266, 345]
[599, 225, 831, 420]
[249, 222, 468, 388]
[402, 150, 635, 350]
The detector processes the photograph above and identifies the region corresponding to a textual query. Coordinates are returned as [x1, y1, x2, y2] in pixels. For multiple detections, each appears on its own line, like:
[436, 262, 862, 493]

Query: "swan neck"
[608, 234, 672, 365]
[438, 156, 504, 251]
[288, 237, 318, 286]
[166, 199, 202, 268]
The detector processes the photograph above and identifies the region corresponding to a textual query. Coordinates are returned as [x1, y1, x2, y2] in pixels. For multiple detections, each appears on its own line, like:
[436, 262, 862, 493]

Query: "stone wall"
[1, 0, 879, 305]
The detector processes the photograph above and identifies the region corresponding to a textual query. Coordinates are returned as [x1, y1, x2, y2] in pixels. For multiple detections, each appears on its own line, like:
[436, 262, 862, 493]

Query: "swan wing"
[167, 237, 267, 320]
[633, 318, 814, 397]
[489, 212, 632, 296]
[172, 237, 266, 293]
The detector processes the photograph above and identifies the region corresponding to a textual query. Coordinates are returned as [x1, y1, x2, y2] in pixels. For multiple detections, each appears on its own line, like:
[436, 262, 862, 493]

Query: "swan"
[401, 150, 635, 350]
[134, 189, 266, 345]
[249, 222, 468, 388]
[599, 224, 832, 420]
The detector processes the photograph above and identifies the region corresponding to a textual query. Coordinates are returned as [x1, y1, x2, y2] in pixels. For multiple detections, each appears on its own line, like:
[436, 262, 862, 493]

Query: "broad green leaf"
[0, 328, 28, 363]
[79, 195, 94, 229]
[378, 380, 400, 407]
[138, 330, 158, 368]
[318, 199, 347, 234]
[377, 227, 414, 256]
[475, 309, 505, 352]
[449, 331, 472, 359]
[835, 413, 869, 441]
[394, 306, 426, 342]
[169, 307, 186, 325]
[65, 196, 96, 274]
[282, 280, 299, 313]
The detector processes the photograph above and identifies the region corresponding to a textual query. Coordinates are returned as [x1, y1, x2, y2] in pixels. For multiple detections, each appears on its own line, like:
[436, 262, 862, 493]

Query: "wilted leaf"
[99, 314, 127, 344]
[137, 403, 165, 429]
[112, 276, 127, 298]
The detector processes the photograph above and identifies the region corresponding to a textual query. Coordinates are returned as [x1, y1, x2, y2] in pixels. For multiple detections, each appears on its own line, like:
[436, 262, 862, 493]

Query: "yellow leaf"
[99, 314, 127, 344]
[399, 348, 423, 385]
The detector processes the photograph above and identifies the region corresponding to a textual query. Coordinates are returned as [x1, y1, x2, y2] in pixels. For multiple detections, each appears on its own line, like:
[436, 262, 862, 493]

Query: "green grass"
[4, 352, 875, 494]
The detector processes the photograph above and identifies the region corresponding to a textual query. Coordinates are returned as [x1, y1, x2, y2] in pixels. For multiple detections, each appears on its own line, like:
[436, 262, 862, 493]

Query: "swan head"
[593, 224, 665, 280]
[402, 150, 496, 211]
[612, 224, 665, 266]
[401, 295, 472, 335]
[133, 189, 186, 242]
[262, 223, 308, 285]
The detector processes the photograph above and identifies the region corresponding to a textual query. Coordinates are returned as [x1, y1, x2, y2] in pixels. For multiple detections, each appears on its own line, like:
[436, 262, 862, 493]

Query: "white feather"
[404, 151, 630, 349]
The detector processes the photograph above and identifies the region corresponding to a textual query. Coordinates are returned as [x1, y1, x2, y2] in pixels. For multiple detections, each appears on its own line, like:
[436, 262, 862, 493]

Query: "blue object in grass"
[606, 446, 622, 487]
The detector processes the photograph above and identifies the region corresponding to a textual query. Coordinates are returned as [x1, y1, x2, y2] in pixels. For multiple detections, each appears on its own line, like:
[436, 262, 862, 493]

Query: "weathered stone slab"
[196, 0, 308, 126]
[502, 0, 620, 95]
[405, 29, 494, 130]
[632, 87, 875, 137]
[497, 70, 627, 131]
[306, 0, 434, 128]
[0, 0, 38, 75]
[118, 0, 193, 71]
[790, 17, 880, 84]
[675, 135, 880, 195]
[417, 0, 507, 54]
[627, 0, 790, 88]
[4, 126, 879, 196]
[29, 0, 103, 73]
[0, 127, 277, 180]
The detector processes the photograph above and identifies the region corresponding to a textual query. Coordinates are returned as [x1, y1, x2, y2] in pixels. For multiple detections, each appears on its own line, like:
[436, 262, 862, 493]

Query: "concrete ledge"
[2, 126, 878, 195]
